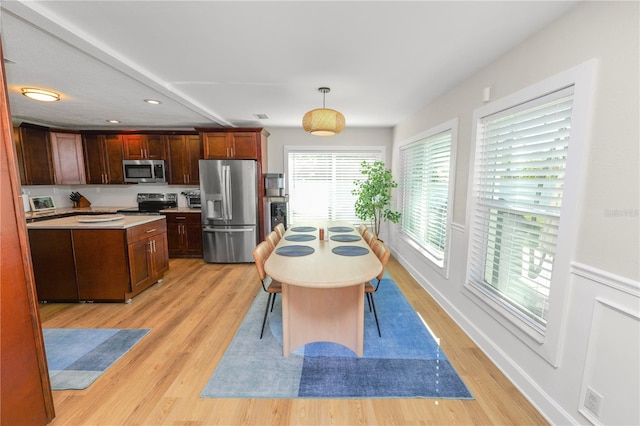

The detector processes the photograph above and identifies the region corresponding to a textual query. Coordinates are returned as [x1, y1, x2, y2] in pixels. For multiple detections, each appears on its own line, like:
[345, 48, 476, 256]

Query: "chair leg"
[369, 293, 381, 337]
[260, 293, 272, 339]
[366, 293, 372, 312]
[270, 293, 277, 312]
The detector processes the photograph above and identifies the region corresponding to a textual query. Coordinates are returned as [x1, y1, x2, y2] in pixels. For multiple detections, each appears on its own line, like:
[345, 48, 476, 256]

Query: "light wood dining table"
[264, 221, 382, 357]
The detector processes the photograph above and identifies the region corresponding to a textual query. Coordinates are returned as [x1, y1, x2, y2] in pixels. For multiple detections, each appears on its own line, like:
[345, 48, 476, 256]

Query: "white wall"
[263, 126, 393, 174]
[389, 2, 639, 425]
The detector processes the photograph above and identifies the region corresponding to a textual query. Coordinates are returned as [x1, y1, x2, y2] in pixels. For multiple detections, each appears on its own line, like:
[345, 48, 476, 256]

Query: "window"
[399, 119, 457, 271]
[468, 87, 574, 335]
[286, 147, 383, 224]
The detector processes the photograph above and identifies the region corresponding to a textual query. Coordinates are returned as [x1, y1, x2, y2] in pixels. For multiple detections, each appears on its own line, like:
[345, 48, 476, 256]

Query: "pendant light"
[302, 87, 345, 136]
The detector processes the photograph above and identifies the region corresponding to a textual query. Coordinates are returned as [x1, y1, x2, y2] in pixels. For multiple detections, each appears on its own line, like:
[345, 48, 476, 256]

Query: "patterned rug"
[201, 275, 473, 399]
[43, 328, 150, 390]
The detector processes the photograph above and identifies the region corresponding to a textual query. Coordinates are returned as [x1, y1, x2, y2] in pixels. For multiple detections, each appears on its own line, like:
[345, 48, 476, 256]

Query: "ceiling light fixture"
[302, 87, 345, 136]
[144, 99, 162, 105]
[21, 87, 60, 102]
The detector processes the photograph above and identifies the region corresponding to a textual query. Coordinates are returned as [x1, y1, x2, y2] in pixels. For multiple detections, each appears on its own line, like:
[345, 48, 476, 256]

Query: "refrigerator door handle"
[203, 227, 254, 233]
[222, 165, 233, 221]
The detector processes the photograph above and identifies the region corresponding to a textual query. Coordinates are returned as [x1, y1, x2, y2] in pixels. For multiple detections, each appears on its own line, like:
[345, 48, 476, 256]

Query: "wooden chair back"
[274, 223, 286, 239]
[252, 241, 271, 284]
[357, 224, 368, 235]
[371, 240, 391, 281]
[266, 231, 280, 250]
[363, 229, 378, 248]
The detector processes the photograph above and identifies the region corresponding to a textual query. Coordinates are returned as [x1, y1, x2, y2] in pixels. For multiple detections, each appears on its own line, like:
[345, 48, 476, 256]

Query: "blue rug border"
[43, 328, 151, 390]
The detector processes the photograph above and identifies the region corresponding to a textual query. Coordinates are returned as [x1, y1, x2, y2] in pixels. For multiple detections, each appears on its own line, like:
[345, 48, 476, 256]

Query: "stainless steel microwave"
[123, 159, 166, 183]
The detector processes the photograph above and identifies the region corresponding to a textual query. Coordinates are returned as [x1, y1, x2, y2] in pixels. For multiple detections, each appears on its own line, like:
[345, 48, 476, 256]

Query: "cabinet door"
[18, 126, 55, 185]
[185, 221, 203, 257]
[51, 132, 86, 185]
[128, 238, 153, 293]
[151, 232, 169, 278]
[123, 134, 146, 159]
[166, 217, 183, 257]
[83, 134, 107, 184]
[202, 133, 229, 159]
[230, 132, 258, 158]
[104, 134, 125, 184]
[146, 134, 165, 159]
[186, 135, 201, 184]
[167, 135, 188, 184]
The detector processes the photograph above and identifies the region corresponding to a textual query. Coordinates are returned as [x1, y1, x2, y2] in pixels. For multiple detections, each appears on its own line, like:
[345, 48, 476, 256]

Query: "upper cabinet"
[50, 132, 86, 185]
[167, 134, 201, 185]
[123, 134, 165, 160]
[82, 134, 125, 184]
[200, 128, 268, 162]
[13, 124, 55, 185]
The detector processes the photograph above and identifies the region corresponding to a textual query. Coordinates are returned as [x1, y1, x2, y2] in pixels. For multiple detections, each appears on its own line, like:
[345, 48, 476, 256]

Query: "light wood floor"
[39, 257, 549, 425]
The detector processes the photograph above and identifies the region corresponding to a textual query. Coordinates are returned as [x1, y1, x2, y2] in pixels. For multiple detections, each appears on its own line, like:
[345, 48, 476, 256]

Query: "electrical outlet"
[585, 386, 603, 417]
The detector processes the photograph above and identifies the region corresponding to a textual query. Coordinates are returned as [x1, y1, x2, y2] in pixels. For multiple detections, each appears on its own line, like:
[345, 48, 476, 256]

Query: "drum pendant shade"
[302, 87, 345, 136]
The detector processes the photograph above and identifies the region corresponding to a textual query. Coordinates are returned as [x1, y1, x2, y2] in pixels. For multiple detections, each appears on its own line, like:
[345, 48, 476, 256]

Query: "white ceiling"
[1, 1, 578, 131]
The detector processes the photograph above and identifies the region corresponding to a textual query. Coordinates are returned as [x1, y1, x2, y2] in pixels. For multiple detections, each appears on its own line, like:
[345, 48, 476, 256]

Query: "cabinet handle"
[176, 217, 186, 220]
[148, 240, 153, 252]
[146, 228, 157, 233]
[152, 239, 156, 253]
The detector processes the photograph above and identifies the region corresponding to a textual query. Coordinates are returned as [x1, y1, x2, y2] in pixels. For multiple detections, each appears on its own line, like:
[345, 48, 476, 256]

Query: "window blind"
[287, 150, 382, 224]
[399, 130, 452, 263]
[468, 87, 574, 331]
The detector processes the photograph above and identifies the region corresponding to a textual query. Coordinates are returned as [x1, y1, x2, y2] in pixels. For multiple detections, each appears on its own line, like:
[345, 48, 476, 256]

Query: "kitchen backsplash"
[21, 184, 200, 210]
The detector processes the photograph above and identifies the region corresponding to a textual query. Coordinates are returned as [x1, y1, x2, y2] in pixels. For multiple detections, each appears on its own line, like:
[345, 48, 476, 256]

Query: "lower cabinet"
[166, 212, 203, 258]
[28, 219, 169, 302]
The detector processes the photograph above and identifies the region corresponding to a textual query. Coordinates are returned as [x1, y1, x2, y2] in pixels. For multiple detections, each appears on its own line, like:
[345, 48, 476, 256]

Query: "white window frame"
[465, 60, 596, 367]
[284, 145, 385, 225]
[398, 118, 458, 278]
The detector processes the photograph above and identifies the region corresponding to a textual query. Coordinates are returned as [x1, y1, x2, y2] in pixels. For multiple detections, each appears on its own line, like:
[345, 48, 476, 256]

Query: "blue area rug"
[201, 275, 473, 399]
[43, 328, 150, 390]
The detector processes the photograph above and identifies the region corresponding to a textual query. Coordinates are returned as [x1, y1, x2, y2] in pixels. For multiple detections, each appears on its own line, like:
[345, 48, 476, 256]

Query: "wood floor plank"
[39, 257, 549, 425]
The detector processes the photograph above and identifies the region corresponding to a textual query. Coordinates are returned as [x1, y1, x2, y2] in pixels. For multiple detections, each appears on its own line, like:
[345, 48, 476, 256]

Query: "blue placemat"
[331, 246, 369, 256]
[285, 234, 316, 242]
[328, 226, 354, 233]
[275, 245, 315, 257]
[330, 234, 362, 242]
[290, 226, 317, 232]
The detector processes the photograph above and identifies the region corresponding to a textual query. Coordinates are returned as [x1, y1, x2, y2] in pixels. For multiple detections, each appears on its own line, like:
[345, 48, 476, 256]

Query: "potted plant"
[352, 161, 401, 237]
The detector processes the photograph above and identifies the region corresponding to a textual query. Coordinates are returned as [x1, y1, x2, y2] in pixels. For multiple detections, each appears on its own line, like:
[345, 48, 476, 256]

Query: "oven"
[117, 193, 177, 214]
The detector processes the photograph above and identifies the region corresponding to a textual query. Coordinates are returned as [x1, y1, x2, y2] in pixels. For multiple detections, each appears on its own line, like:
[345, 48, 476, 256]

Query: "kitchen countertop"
[26, 214, 165, 230]
[24, 206, 201, 222]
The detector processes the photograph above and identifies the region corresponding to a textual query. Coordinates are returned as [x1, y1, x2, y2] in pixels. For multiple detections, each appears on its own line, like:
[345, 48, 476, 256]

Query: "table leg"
[282, 283, 364, 357]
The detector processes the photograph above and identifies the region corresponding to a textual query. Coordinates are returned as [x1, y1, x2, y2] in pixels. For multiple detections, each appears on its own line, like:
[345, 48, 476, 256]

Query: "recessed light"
[21, 87, 60, 102]
[144, 99, 162, 105]
[107, 120, 121, 124]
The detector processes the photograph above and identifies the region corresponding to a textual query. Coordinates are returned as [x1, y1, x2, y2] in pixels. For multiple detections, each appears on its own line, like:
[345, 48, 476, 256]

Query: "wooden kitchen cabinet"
[166, 212, 203, 258]
[167, 134, 201, 184]
[82, 133, 125, 184]
[126, 220, 169, 294]
[123, 134, 165, 160]
[200, 128, 268, 160]
[28, 218, 168, 302]
[13, 123, 55, 185]
[50, 132, 86, 184]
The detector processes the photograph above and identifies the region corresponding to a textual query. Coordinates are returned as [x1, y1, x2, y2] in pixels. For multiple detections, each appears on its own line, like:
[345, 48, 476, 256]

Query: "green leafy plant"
[352, 161, 401, 237]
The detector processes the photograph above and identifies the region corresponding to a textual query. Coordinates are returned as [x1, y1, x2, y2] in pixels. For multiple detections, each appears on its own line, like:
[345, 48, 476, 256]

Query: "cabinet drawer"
[165, 212, 201, 224]
[126, 219, 167, 243]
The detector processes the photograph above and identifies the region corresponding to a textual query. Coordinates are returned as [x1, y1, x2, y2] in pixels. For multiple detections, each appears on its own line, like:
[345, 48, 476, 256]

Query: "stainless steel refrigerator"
[200, 159, 258, 263]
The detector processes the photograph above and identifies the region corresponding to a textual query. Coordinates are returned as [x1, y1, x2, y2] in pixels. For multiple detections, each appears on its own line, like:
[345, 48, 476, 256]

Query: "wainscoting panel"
[578, 298, 640, 426]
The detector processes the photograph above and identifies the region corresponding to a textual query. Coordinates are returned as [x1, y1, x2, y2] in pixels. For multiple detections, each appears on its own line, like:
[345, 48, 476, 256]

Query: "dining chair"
[253, 241, 282, 339]
[365, 240, 391, 337]
[274, 223, 286, 239]
[266, 230, 280, 250]
[357, 224, 368, 235]
[363, 229, 378, 248]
